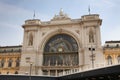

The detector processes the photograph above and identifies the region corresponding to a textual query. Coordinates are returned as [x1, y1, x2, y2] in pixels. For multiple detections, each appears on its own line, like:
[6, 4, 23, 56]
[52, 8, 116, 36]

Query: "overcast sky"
[0, 0, 120, 46]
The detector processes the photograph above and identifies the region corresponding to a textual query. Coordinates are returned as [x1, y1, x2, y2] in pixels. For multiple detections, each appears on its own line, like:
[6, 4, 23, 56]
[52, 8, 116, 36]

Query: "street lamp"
[89, 46, 95, 68]
[29, 62, 32, 80]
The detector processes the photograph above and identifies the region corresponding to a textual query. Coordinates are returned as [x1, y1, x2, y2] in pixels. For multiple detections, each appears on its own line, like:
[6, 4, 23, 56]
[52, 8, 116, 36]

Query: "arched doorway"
[42, 34, 79, 76]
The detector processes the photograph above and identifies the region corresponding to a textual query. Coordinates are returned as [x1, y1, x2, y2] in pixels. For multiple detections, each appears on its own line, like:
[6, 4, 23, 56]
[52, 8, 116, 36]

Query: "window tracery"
[43, 34, 79, 66]
[44, 34, 78, 53]
[43, 34, 79, 76]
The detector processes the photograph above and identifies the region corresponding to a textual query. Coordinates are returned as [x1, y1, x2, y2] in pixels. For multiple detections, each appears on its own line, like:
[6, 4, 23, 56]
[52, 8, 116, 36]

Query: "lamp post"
[29, 63, 32, 80]
[89, 46, 95, 68]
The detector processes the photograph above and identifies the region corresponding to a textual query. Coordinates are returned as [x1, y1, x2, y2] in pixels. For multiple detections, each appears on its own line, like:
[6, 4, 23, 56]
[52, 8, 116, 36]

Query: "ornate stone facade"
[19, 10, 104, 76]
[0, 46, 21, 74]
[103, 41, 120, 65]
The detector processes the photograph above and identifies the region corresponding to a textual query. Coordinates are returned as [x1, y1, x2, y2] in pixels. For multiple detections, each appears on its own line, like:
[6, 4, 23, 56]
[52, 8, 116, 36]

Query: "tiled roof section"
[105, 41, 120, 43]
[0, 45, 22, 53]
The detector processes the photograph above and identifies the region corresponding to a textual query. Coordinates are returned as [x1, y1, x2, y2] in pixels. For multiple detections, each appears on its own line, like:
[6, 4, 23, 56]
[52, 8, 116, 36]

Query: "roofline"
[0, 45, 22, 48]
[105, 40, 120, 43]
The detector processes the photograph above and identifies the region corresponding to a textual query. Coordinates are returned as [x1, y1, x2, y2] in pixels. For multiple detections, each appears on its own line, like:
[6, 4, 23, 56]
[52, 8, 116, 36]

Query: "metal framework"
[0, 64, 120, 80]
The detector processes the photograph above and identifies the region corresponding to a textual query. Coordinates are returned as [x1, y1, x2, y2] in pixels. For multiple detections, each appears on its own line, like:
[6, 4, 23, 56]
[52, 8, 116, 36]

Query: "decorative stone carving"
[51, 9, 71, 21]
[75, 30, 80, 34]
[58, 28, 62, 33]
[42, 32, 46, 36]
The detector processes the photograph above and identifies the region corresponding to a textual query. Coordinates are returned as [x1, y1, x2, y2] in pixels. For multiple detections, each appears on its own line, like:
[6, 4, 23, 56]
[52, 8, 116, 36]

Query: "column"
[79, 49, 84, 66]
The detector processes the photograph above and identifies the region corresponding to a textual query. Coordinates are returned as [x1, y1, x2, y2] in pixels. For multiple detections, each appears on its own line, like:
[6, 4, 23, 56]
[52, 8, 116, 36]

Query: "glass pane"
[44, 34, 78, 53]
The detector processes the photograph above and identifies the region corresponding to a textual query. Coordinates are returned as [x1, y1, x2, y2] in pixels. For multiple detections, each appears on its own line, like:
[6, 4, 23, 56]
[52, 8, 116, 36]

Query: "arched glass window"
[107, 56, 112, 65]
[43, 34, 79, 76]
[44, 34, 78, 53]
[16, 58, 20, 67]
[117, 55, 120, 64]
[1, 58, 5, 68]
[8, 58, 13, 67]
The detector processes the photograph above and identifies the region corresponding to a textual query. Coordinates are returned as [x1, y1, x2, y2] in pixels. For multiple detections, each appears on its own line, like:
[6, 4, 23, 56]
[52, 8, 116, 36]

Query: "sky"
[0, 0, 120, 46]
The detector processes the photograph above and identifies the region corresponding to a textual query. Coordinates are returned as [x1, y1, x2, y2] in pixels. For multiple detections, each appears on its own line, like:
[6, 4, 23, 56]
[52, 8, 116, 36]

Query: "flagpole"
[88, 5, 91, 15]
[33, 10, 35, 19]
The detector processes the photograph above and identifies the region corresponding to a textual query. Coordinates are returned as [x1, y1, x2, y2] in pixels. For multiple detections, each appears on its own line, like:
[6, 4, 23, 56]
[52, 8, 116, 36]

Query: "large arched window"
[43, 34, 79, 76]
[107, 56, 112, 65]
[117, 55, 120, 64]
[44, 34, 78, 53]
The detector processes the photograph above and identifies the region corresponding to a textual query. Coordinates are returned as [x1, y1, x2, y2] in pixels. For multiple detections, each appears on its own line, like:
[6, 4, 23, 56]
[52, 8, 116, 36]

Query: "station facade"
[0, 46, 21, 74]
[19, 10, 104, 76]
[104, 41, 120, 65]
[0, 10, 120, 78]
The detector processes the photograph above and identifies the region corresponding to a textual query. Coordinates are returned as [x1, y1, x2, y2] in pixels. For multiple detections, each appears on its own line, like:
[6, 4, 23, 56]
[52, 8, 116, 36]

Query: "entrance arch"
[44, 34, 78, 53]
[42, 34, 79, 76]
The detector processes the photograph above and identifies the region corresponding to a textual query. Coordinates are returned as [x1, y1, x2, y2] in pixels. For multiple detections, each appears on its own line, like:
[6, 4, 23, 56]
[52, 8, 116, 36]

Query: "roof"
[105, 41, 120, 43]
[0, 64, 120, 80]
[0, 45, 22, 53]
[0, 45, 22, 48]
